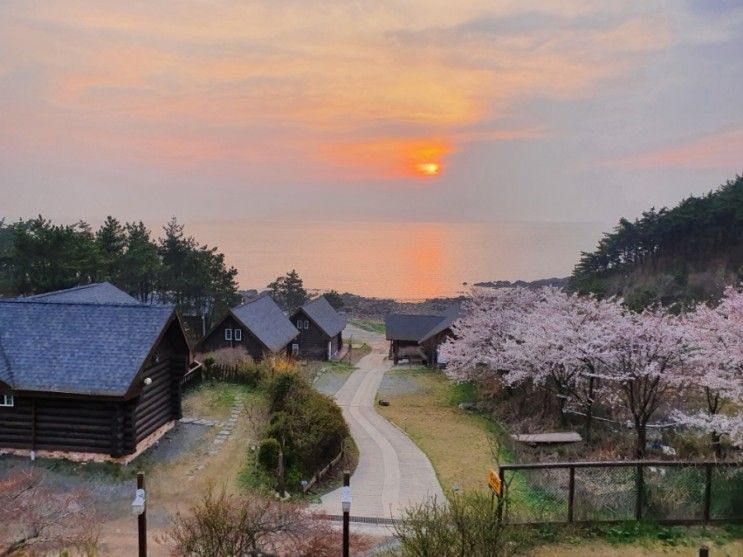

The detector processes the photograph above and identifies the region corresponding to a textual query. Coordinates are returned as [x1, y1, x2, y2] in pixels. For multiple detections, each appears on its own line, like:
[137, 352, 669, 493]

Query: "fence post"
[498, 467, 506, 521]
[567, 466, 575, 523]
[703, 463, 712, 523]
[635, 464, 644, 521]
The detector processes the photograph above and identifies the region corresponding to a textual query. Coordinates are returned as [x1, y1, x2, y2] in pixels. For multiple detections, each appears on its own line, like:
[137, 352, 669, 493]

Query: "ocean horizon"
[183, 219, 608, 300]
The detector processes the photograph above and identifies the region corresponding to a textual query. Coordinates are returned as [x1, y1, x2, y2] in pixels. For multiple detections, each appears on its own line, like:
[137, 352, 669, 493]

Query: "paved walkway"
[317, 326, 444, 519]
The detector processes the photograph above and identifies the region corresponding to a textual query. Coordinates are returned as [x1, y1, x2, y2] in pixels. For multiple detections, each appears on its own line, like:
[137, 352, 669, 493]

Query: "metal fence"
[499, 460, 743, 525]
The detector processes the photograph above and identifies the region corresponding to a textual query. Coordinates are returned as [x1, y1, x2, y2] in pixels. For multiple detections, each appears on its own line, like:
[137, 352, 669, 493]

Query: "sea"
[185, 220, 608, 300]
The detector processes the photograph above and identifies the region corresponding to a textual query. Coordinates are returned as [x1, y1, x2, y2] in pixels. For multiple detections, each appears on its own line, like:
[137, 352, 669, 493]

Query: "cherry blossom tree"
[502, 289, 623, 440]
[442, 287, 621, 441]
[440, 285, 739, 459]
[440, 286, 540, 383]
[674, 287, 743, 456]
[592, 304, 688, 458]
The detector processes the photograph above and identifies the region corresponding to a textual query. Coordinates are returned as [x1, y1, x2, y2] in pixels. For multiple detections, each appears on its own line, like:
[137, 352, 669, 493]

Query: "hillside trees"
[0, 215, 239, 324]
[571, 175, 743, 306]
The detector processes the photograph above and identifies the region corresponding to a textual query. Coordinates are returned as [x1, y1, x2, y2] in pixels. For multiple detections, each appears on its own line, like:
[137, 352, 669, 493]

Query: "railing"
[499, 460, 743, 525]
[302, 449, 345, 493]
[180, 361, 203, 388]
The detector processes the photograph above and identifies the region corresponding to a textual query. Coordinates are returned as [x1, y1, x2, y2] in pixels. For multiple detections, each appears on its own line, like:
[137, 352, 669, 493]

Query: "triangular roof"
[21, 282, 142, 305]
[294, 296, 346, 338]
[0, 300, 180, 397]
[385, 305, 459, 343]
[230, 294, 298, 353]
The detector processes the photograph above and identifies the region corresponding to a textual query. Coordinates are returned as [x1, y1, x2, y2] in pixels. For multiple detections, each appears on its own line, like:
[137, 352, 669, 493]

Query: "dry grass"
[377, 367, 496, 494]
[376, 370, 743, 556]
[529, 540, 743, 557]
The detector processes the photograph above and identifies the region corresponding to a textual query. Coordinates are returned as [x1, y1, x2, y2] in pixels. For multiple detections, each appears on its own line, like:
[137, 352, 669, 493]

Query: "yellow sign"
[488, 468, 502, 496]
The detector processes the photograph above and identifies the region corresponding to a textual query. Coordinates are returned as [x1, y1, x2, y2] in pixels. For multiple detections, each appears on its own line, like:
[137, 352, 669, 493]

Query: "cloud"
[0, 1, 685, 181]
[603, 127, 743, 171]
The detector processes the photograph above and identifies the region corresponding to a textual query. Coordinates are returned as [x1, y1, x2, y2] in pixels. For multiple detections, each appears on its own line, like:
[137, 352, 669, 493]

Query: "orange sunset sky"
[1, 1, 741, 224]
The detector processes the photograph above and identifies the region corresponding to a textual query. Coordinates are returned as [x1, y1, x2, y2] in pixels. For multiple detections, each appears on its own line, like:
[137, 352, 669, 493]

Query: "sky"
[1, 1, 742, 226]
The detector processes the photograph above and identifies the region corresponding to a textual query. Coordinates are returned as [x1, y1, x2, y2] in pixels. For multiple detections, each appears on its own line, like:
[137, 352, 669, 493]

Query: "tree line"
[571, 174, 743, 298]
[0, 215, 240, 324]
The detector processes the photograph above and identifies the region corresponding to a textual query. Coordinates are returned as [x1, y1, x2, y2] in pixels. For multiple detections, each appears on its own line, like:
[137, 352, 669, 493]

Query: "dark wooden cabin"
[385, 306, 459, 366]
[291, 296, 346, 360]
[199, 293, 298, 360]
[0, 286, 191, 460]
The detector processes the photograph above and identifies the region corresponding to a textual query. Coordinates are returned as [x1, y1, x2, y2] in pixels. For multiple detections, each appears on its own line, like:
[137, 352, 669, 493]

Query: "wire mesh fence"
[500, 461, 743, 525]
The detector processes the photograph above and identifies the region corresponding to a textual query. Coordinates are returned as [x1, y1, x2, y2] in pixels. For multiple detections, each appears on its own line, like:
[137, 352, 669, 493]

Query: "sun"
[416, 162, 441, 176]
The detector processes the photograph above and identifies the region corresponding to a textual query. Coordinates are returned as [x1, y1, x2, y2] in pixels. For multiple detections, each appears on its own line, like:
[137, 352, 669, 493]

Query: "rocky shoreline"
[337, 276, 569, 320]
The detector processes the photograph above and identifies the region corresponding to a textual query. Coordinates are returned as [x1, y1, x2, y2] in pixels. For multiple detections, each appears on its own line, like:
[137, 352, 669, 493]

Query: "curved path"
[317, 326, 444, 519]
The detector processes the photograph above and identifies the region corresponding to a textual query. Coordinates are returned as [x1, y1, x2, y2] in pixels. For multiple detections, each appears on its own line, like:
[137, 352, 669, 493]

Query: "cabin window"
[304, 320, 310, 330]
[296, 320, 303, 330]
[292, 343, 300, 356]
[225, 328, 233, 341]
[0, 394, 13, 407]
[234, 328, 242, 341]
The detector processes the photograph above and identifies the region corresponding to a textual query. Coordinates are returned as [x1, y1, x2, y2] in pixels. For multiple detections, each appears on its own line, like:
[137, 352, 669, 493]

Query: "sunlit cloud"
[0, 0, 730, 190]
[603, 127, 743, 171]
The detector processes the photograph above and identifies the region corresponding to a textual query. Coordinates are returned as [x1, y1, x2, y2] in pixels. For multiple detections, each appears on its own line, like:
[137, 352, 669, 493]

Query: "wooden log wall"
[133, 359, 178, 444]
[0, 396, 115, 454]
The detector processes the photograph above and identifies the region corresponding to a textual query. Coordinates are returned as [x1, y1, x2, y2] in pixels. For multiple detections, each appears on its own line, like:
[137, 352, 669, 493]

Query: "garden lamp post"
[132, 471, 147, 557]
[341, 471, 352, 557]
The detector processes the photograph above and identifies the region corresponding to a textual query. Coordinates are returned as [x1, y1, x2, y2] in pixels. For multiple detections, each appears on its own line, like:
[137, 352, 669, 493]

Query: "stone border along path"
[209, 399, 242, 455]
[182, 397, 242, 478]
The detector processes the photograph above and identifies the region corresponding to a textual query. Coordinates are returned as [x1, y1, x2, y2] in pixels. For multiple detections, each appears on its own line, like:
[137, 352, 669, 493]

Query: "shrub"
[285, 390, 348, 475]
[166, 488, 372, 557]
[234, 360, 263, 386]
[166, 488, 305, 556]
[267, 371, 306, 412]
[257, 438, 281, 471]
[395, 492, 507, 557]
[204, 346, 252, 367]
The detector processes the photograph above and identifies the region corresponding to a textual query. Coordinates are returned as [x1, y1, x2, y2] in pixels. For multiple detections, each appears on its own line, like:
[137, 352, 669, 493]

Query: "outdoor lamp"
[143, 377, 152, 386]
[132, 488, 146, 516]
[341, 485, 352, 513]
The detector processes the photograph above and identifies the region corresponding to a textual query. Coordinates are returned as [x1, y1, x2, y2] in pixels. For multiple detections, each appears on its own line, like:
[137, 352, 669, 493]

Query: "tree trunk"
[711, 431, 723, 459]
[277, 448, 286, 495]
[584, 376, 595, 444]
[634, 420, 647, 459]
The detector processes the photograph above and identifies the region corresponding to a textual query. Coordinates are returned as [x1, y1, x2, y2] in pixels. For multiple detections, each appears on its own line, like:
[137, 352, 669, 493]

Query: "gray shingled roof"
[420, 305, 460, 343]
[385, 306, 459, 343]
[22, 282, 142, 305]
[298, 296, 346, 338]
[231, 294, 298, 353]
[0, 300, 175, 396]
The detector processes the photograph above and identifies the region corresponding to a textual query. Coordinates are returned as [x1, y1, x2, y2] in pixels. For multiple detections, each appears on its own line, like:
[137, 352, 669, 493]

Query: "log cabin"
[290, 296, 346, 360]
[198, 293, 299, 360]
[0, 291, 191, 461]
[385, 306, 459, 366]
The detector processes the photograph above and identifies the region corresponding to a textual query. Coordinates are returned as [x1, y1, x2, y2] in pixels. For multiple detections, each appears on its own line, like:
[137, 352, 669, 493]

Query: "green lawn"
[349, 318, 386, 334]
